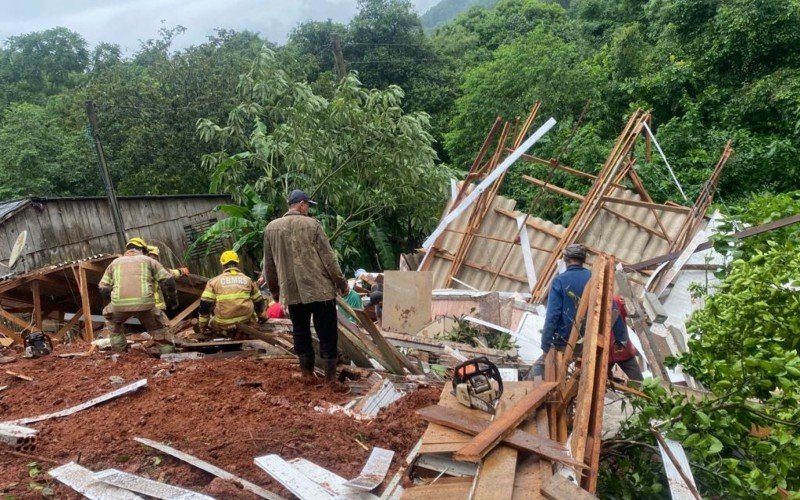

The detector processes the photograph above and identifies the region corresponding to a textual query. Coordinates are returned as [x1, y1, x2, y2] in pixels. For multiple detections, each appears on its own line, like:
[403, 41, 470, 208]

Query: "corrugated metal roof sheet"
[427, 183, 694, 293]
[0, 199, 31, 224]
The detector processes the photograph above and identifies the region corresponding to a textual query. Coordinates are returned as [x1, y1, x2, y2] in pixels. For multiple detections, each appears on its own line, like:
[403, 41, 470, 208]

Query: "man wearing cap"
[532, 244, 591, 376]
[263, 189, 349, 384]
[98, 237, 178, 352]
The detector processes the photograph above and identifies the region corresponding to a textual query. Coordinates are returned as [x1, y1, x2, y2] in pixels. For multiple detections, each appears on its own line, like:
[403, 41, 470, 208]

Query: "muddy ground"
[0, 343, 441, 499]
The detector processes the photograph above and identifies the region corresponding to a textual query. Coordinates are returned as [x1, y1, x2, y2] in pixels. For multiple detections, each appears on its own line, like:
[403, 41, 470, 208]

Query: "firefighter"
[98, 237, 178, 352]
[146, 245, 190, 322]
[198, 250, 265, 335]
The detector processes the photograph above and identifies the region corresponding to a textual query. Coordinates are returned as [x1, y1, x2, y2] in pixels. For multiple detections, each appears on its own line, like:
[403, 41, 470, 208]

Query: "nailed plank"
[136, 438, 283, 500]
[49, 462, 143, 500]
[255, 454, 334, 499]
[289, 458, 379, 500]
[417, 405, 584, 470]
[93, 468, 213, 499]
[541, 474, 596, 500]
[4, 380, 147, 425]
[454, 381, 557, 463]
[346, 447, 395, 491]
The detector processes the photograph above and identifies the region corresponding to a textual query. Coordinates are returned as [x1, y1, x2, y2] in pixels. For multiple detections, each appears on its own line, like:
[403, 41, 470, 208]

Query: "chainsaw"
[23, 331, 53, 358]
[452, 357, 504, 414]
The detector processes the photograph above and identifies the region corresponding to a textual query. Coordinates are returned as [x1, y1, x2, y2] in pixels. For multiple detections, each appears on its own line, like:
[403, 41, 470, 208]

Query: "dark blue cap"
[287, 189, 317, 206]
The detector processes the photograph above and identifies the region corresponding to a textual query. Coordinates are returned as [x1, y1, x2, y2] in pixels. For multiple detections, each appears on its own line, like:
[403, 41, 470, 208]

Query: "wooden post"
[78, 264, 94, 341]
[31, 280, 42, 330]
[330, 34, 347, 81]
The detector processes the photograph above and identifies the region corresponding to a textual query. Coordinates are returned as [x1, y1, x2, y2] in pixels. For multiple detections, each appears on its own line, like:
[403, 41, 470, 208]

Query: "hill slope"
[421, 0, 500, 31]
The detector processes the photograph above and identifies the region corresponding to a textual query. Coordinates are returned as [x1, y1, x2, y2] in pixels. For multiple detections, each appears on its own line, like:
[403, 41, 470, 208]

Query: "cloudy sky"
[0, 0, 440, 52]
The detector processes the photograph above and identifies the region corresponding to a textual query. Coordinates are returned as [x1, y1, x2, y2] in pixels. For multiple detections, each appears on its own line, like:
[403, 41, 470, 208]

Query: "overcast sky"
[0, 0, 440, 52]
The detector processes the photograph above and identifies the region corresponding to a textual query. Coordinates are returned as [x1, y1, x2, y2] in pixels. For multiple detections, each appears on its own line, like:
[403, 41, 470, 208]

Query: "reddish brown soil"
[0, 343, 441, 499]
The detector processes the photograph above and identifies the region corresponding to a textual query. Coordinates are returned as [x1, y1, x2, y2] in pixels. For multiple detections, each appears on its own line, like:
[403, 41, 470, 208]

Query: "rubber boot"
[323, 357, 337, 383]
[298, 355, 316, 383]
[323, 358, 349, 393]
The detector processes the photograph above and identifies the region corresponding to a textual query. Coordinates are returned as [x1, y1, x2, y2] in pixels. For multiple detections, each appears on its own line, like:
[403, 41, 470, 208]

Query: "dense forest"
[2, 1, 800, 496]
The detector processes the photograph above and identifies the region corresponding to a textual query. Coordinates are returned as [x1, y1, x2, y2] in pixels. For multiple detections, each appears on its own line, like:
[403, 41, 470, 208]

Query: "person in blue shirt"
[532, 244, 630, 377]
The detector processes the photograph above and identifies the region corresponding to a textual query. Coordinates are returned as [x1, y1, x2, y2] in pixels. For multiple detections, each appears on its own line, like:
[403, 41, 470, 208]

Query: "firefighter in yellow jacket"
[98, 237, 178, 352]
[198, 250, 265, 334]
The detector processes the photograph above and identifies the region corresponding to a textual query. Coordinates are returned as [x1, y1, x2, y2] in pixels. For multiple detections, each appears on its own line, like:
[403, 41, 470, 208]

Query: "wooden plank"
[53, 310, 83, 339]
[337, 325, 375, 368]
[599, 196, 690, 214]
[541, 474, 596, 500]
[417, 405, 585, 470]
[0, 306, 32, 331]
[169, 298, 200, 327]
[401, 477, 473, 500]
[472, 445, 517, 500]
[340, 297, 422, 375]
[78, 265, 94, 341]
[582, 257, 614, 493]
[0, 322, 23, 346]
[135, 438, 282, 500]
[454, 382, 557, 463]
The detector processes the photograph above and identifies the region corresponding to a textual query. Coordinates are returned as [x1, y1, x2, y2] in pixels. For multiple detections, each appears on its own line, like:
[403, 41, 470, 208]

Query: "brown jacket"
[263, 210, 347, 305]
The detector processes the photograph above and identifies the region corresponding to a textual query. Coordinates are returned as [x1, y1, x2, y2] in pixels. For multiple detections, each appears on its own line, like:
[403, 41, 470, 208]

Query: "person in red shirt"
[265, 295, 286, 319]
[609, 296, 644, 382]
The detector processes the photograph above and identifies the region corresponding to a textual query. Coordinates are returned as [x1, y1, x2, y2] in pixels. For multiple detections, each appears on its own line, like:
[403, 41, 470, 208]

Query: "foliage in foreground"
[195, 49, 451, 270]
[600, 193, 800, 498]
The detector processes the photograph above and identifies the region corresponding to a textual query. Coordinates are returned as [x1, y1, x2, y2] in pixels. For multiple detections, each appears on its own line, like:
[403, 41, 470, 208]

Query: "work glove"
[178, 267, 190, 277]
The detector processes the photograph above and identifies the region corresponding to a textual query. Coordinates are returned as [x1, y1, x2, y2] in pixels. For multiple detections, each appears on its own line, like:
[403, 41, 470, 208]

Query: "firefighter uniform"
[199, 251, 265, 334]
[98, 238, 178, 351]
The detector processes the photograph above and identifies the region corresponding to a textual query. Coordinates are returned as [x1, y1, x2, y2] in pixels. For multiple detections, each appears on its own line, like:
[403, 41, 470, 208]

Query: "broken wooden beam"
[417, 404, 585, 470]
[454, 381, 557, 463]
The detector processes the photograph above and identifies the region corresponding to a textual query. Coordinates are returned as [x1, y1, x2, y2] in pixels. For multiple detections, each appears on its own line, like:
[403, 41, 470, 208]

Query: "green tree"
[0, 100, 98, 199]
[197, 48, 451, 268]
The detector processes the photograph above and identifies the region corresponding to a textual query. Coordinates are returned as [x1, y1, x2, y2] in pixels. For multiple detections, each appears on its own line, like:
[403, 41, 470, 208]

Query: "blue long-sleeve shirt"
[542, 264, 591, 352]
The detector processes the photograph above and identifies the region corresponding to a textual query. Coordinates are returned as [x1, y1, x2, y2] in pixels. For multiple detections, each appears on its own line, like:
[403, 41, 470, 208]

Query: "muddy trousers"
[288, 300, 338, 365]
[109, 308, 168, 352]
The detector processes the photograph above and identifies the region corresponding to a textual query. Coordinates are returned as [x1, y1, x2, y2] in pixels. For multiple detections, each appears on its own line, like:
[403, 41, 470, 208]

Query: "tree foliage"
[197, 49, 451, 269]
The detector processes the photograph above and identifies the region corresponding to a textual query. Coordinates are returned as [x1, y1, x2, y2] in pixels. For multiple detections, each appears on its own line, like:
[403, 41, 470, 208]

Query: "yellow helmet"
[220, 250, 239, 266]
[126, 237, 147, 250]
[147, 245, 160, 257]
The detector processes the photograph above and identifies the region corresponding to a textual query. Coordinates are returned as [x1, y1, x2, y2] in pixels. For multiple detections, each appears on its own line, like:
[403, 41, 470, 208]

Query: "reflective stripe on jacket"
[154, 269, 181, 310]
[201, 267, 264, 325]
[99, 252, 173, 312]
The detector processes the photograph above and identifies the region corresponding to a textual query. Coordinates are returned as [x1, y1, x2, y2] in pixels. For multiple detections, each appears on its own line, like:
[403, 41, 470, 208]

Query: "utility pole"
[86, 100, 127, 253]
[330, 34, 347, 81]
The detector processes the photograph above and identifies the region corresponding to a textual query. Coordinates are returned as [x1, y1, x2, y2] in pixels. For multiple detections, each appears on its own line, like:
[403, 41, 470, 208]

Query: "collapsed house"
[2, 107, 799, 499]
